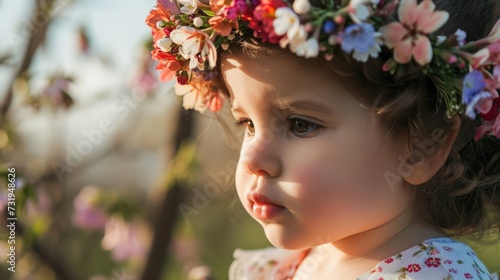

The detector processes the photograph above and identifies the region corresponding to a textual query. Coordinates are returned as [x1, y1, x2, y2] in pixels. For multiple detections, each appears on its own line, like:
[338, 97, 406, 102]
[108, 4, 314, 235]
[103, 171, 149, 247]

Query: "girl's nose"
[239, 132, 282, 177]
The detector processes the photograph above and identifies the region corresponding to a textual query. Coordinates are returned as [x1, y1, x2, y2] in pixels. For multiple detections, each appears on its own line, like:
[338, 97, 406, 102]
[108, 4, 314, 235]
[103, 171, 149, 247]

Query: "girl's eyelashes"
[234, 116, 321, 138]
[288, 117, 321, 138]
[234, 118, 255, 135]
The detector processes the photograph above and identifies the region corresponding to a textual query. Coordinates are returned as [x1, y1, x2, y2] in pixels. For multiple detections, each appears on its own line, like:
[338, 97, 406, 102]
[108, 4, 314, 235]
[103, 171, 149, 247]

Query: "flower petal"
[393, 39, 413, 64]
[380, 22, 406, 48]
[486, 19, 500, 43]
[170, 28, 193, 44]
[413, 35, 433, 65]
[398, 0, 418, 26]
[417, 10, 449, 34]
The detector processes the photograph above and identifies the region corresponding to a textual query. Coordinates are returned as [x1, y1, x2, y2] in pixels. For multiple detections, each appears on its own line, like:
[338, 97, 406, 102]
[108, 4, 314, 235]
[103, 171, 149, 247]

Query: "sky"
[0, 0, 157, 96]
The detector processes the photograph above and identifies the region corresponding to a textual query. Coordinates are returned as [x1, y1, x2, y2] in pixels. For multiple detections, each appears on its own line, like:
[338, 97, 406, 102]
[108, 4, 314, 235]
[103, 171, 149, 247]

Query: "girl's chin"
[261, 224, 309, 250]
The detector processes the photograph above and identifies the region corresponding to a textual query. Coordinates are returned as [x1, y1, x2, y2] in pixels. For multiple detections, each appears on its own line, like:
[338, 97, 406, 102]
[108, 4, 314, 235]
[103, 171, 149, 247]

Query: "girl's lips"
[247, 192, 285, 221]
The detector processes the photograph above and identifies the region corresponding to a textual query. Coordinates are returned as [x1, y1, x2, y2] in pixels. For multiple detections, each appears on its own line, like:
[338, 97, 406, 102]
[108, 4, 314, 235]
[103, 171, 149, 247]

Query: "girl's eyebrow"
[273, 98, 333, 114]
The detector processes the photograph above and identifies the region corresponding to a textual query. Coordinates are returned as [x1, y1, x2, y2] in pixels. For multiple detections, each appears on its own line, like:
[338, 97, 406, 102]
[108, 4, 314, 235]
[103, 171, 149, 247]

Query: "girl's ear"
[402, 116, 461, 186]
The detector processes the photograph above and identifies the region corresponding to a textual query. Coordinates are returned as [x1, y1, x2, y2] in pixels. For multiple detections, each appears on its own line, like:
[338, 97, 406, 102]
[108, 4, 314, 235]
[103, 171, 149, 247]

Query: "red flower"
[464, 273, 473, 279]
[250, 0, 286, 43]
[407, 264, 421, 273]
[384, 257, 394, 264]
[424, 257, 441, 268]
[151, 49, 182, 81]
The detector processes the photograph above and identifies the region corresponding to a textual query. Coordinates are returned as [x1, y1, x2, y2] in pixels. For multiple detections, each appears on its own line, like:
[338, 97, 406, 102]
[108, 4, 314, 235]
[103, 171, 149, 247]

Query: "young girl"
[146, 0, 500, 278]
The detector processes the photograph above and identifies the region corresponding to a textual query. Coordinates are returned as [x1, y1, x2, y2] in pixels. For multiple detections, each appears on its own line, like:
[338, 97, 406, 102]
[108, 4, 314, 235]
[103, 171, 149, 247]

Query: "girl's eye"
[289, 118, 320, 137]
[235, 118, 255, 135]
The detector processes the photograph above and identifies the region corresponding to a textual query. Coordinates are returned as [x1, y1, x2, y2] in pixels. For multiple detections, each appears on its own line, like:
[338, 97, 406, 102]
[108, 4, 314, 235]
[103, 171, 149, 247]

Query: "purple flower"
[341, 23, 375, 53]
[225, 0, 248, 20]
[462, 70, 490, 119]
[454, 28, 467, 46]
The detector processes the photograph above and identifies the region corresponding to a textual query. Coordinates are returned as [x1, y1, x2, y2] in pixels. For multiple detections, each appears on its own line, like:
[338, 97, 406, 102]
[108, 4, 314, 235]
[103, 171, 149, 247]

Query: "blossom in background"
[380, 0, 449, 65]
[170, 26, 217, 70]
[42, 76, 74, 108]
[462, 70, 495, 119]
[101, 216, 148, 262]
[340, 23, 381, 62]
[72, 186, 108, 231]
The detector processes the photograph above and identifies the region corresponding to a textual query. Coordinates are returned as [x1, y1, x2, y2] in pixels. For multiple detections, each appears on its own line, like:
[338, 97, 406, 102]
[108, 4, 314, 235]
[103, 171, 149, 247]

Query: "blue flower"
[340, 23, 375, 53]
[322, 20, 336, 34]
[340, 23, 380, 62]
[462, 70, 489, 119]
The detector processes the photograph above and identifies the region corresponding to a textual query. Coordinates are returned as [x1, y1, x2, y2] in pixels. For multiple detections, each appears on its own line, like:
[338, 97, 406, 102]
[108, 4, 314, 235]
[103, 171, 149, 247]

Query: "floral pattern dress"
[229, 238, 498, 280]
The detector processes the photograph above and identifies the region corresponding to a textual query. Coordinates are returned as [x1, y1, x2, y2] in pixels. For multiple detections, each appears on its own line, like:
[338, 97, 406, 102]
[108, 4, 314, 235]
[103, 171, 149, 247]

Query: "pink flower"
[72, 186, 108, 231]
[384, 257, 394, 264]
[101, 216, 148, 262]
[474, 98, 500, 140]
[209, 15, 239, 36]
[380, 0, 449, 65]
[464, 273, 473, 279]
[407, 263, 421, 273]
[485, 19, 500, 43]
[170, 26, 217, 70]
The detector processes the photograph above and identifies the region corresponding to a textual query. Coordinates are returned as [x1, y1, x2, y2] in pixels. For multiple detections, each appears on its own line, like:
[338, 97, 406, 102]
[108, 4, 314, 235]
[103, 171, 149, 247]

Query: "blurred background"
[0, 0, 498, 279]
[0, 0, 270, 279]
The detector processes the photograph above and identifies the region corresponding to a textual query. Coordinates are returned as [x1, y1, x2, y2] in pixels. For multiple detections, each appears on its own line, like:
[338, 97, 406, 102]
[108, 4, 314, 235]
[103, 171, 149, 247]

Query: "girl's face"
[222, 53, 413, 250]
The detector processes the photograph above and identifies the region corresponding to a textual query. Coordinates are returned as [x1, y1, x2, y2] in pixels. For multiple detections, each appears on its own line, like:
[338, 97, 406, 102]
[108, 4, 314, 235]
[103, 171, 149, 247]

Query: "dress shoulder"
[358, 237, 494, 280]
[228, 247, 295, 280]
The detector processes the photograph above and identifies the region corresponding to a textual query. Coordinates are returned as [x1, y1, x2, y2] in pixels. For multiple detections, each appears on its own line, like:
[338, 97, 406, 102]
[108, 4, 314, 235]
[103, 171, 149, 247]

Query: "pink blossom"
[101, 216, 148, 262]
[72, 186, 108, 231]
[380, 0, 449, 65]
[484, 19, 500, 43]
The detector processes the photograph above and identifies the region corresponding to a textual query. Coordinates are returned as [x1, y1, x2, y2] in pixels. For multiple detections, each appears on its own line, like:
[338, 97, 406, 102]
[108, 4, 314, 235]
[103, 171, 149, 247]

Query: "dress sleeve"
[228, 247, 294, 280]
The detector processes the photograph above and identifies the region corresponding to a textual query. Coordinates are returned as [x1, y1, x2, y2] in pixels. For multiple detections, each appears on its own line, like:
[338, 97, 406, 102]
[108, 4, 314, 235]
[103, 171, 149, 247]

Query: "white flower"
[349, 0, 380, 22]
[170, 26, 217, 69]
[295, 38, 319, 58]
[273, 7, 300, 39]
[292, 0, 311, 14]
[280, 25, 307, 50]
[178, 0, 197, 14]
[157, 38, 173, 52]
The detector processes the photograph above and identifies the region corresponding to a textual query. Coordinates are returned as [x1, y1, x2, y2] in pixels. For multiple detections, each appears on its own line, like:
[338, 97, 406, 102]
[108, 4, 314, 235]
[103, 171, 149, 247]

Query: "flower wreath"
[146, 0, 500, 141]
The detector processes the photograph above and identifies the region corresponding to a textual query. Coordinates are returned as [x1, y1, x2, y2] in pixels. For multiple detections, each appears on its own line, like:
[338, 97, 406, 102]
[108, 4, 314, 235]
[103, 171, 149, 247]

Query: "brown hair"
[216, 0, 500, 235]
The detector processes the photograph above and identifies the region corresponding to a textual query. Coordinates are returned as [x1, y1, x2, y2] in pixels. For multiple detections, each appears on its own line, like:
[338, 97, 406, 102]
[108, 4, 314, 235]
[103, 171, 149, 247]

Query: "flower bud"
[193, 17, 204, 27]
[293, 0, 311, 14]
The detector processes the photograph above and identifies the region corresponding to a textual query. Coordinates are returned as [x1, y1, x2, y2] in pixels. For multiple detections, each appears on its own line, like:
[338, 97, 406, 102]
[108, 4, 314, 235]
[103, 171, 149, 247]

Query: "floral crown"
[146, 0, 500, 141]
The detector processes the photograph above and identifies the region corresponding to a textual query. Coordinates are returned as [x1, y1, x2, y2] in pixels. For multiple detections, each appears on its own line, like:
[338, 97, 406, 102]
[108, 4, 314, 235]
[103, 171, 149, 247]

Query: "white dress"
[229, 238, 498, 280]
